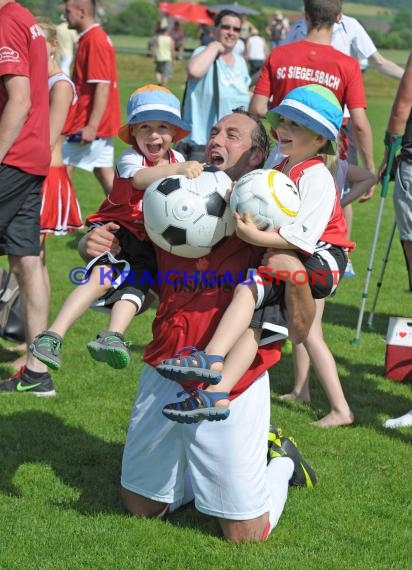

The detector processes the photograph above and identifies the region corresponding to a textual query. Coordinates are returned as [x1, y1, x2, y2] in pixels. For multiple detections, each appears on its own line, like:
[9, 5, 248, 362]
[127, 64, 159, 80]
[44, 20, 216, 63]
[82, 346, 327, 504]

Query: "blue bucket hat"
[267, 84, 343, 155]
[118, 84, 190, 144]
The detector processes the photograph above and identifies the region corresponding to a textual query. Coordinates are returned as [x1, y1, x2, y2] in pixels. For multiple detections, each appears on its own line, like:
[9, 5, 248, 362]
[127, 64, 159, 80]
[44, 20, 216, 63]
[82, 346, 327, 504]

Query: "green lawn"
[0, 53, 411, 569]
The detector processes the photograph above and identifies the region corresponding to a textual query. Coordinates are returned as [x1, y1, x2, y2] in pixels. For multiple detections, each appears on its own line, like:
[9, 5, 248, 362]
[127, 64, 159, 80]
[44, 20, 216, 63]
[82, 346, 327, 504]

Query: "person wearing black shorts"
[0, 0, 54, 397]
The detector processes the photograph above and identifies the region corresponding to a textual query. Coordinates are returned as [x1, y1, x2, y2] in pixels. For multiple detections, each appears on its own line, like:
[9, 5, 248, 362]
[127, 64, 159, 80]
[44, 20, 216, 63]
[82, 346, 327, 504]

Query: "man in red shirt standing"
[250, 0, 375, 177]
[0, 0, 55, 395]
[62, 0, 121, 196]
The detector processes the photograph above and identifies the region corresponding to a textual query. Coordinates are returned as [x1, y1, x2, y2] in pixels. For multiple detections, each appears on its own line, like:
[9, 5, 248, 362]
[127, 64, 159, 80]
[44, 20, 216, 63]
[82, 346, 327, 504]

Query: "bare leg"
[49, 265, 112, 337]
[206, 282, 257, 361]
[281, 257, 315, 343]
[122, 486, 270, 543]
[206, 327, 261, 408]
[279, 342, 311, 403]
[121, 488, 168, 518]
[219, 512, 269, 543]
[108, 299, 138, 334]
[343, 203, 353, 239]
[12, 236, 52, 371]
[40, 234, 51, 302]
[65, 164, 74, 179]
[9, 255, 50, 373]
[93, 166, 114, 196]
[302, 299, 354, 428]
[400, 240, 412, 290]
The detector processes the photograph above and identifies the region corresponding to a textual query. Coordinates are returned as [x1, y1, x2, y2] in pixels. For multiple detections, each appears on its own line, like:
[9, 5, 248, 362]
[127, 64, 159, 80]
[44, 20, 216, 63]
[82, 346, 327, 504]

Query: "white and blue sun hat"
[118, 84, 190, 144]
[267, 84, 343, 155]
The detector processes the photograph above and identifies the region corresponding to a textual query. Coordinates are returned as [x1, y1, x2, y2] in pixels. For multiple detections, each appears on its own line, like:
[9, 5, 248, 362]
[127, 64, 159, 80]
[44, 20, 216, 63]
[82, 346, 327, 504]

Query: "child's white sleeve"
[116, 148, 145, 178]
[279, 164, 336, 254]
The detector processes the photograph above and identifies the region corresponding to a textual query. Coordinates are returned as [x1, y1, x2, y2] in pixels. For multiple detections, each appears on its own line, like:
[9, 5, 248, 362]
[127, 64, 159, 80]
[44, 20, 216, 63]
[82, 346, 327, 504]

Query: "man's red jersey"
[67, 24, 121, 137]
[254, 40, 367, 110]
[144, 235, 282, 400]
[0, 2, 50, 176]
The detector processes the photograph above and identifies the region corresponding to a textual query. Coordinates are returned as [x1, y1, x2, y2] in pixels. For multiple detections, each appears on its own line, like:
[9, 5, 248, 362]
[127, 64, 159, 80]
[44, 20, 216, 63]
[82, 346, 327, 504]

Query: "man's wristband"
[384, 132, 402, 147]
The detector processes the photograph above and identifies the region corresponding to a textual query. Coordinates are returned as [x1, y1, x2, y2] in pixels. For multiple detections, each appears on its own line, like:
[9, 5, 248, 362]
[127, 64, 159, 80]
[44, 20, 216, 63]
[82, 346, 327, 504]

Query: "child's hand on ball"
[179, 161, 204, 179]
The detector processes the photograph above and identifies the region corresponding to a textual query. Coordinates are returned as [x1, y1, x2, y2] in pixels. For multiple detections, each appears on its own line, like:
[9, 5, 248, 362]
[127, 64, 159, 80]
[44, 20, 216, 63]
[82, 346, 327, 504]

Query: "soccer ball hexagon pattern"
[143, 169, 235, 258]
[230, 169, 301, 230]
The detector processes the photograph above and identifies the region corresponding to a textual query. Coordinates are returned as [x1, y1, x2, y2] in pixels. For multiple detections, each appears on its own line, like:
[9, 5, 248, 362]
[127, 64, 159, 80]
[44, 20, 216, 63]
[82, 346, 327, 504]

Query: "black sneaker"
[268, 435, 317, 488]
[87, 331, 131, 369]
[29, 330, 63, 370]
[0, 366, 56, 397]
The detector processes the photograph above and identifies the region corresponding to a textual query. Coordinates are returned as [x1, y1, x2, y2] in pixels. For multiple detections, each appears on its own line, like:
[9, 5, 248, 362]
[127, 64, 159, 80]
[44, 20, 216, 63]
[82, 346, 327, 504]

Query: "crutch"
[352, 134, 402, 344]
[367, 218, 397, 329]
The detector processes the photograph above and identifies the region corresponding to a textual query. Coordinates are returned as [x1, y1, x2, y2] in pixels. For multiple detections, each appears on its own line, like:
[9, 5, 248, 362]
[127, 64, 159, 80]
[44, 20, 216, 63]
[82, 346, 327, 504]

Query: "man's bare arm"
[0, 75, 30, 162]
[81, 81, 110, 142]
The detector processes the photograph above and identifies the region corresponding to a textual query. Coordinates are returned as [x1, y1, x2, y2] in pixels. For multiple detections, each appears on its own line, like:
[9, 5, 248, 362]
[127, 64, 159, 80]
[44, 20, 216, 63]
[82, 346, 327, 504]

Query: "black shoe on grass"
[0, 366, 56, 397]
[268, 435, 317, 488]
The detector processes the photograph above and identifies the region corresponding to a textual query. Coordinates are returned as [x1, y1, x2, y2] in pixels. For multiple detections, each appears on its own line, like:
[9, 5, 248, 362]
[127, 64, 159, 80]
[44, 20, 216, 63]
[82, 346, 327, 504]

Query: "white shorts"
[62, 137, 114, 172]
[121, 365, 272, 520]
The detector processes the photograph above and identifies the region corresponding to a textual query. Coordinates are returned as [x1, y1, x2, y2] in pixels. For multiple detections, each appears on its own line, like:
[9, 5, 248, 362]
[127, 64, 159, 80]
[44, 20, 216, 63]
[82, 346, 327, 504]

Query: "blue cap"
[118, 84, 190, 144]
[267, 84, 343, 155]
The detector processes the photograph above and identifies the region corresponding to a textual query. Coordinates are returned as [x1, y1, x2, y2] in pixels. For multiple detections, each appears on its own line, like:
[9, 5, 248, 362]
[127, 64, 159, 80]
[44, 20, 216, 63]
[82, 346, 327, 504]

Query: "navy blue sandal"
[157, 346, 224, 385]
[162, 388, 230, 424]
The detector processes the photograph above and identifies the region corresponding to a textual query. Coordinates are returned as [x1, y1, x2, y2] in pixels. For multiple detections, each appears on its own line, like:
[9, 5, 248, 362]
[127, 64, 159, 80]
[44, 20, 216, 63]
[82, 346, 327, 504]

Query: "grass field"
[0, 52, 411, 569]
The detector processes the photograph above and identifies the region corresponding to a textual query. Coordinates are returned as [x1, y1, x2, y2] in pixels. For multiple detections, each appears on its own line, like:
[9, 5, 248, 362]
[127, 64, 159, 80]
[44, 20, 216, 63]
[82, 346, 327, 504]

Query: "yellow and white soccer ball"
[230, 169, 301, 230]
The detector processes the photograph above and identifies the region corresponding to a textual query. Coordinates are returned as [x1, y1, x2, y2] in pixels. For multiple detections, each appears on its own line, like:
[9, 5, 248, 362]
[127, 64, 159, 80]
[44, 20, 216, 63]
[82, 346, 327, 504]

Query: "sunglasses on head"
[219, 24, 241, 32]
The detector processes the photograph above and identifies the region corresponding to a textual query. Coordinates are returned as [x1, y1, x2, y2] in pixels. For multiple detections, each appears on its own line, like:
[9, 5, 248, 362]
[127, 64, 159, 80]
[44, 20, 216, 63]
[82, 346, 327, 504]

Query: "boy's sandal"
[162, 388, 230, 424]
[156, 346, 223, 385]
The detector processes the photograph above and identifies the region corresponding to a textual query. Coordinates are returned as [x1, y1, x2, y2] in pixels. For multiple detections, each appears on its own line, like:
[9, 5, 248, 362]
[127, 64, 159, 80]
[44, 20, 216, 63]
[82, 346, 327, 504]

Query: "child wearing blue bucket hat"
[156, 84, 355, 427]
[30, 85, 204, 371]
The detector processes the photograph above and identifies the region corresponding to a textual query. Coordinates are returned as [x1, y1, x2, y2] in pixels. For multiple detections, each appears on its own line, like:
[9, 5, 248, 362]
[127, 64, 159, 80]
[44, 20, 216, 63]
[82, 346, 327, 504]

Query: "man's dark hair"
[214, 10, 241, 27]
[304, 0, 342, 29]
[232, 107, 270, 166]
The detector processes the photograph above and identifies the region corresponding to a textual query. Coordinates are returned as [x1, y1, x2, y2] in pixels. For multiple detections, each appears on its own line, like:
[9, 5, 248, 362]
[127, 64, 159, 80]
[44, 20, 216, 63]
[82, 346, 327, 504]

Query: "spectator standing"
[250, 0, 375, 179]
[62, 0, 121, 196]
[38, 18, 83, 284]
[245, 30, 269, 77]
[0, 0, 54, 396]
[380, 51, 412, 291]
[56, 16, 78, 76]
[177, 10, 251, 161]
[153, 26, 175, 86]
[10, 17, 83, 374]
[170, 21, 185, 60]
[266, 11, 288, 49]
[199, 24, 215, 46]
[282, 12, 404, 79]
[239, 15, 256, 45]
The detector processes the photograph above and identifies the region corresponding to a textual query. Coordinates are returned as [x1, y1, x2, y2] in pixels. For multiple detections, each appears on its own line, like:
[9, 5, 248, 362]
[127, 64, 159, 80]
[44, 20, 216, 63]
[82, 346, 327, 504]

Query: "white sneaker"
[344, 258, 355, 278]
[383, 410, 412, 429]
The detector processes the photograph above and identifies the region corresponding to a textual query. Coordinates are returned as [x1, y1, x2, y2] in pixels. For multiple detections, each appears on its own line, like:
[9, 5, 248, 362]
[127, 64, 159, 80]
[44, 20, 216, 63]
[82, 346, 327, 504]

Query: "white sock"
[383, 410, 412, 429]
[266, 457, 294, 536]
[168, 470, 195, 514]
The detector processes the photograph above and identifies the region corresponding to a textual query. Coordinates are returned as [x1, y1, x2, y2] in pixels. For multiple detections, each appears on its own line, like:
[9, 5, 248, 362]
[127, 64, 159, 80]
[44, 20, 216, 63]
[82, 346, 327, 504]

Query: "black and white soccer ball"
[230, 169, 301, 230]
[143, 169, 235, 258]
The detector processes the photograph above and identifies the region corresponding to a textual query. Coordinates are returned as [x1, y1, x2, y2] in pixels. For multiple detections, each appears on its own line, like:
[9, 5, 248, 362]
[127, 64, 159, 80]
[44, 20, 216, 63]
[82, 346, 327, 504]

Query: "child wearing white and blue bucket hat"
[156, 84, 355, 428]
[30, 85, 204, 373]
[267, 83, 343, 156]
[118, 84, 190, 145]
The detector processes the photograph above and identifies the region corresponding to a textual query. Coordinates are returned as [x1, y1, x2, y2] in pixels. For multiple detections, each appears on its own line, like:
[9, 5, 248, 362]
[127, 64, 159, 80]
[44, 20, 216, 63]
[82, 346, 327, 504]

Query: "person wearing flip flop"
[158, 85, 354, 425]
[29, 85, 203, 371]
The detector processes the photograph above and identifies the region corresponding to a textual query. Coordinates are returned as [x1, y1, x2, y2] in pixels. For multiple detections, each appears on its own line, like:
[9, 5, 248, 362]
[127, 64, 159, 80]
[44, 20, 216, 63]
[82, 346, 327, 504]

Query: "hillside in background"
[22, 0, 411, 21]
